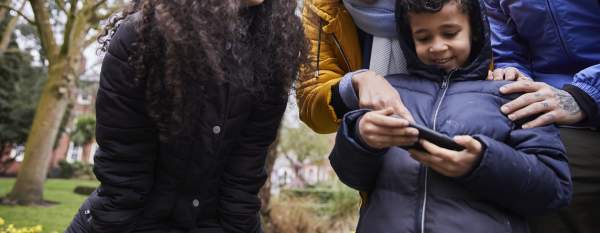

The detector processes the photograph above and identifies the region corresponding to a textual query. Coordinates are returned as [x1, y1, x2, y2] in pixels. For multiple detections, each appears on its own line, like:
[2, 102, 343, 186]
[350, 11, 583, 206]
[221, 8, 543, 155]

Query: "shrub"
[73, 186, 97, 196]
[267, 182, 360, 233]
[57, 160, 94, 180]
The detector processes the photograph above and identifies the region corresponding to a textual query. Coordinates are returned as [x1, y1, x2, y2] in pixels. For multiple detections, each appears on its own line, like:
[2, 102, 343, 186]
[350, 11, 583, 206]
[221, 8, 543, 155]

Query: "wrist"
[351, 70, 371, 91]
[563, 84, 597, 125]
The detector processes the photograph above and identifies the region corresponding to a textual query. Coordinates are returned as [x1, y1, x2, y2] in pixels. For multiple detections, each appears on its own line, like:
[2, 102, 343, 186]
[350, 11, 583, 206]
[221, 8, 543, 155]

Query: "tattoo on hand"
[554, 88, 581, 115]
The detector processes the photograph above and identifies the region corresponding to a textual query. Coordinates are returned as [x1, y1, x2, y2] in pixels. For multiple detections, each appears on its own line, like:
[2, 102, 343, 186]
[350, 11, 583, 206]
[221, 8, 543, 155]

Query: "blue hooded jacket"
[330, 1, 572, 233]
[484, 0, 600, 126]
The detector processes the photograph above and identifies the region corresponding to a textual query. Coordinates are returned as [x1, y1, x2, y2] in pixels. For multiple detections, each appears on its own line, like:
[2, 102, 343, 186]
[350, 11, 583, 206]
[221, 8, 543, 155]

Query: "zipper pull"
[441, 70, 456, 89]
[441, 79, 448, 89]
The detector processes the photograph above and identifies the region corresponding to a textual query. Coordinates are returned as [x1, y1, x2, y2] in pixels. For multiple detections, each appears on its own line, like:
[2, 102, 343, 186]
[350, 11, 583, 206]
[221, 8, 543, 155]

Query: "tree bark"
[8, 59, 70, 204]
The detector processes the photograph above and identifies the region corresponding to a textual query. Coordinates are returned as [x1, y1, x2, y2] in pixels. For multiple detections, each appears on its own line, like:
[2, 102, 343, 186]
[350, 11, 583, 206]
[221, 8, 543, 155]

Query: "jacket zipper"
[316, 22, 352, 75]
[419, 70, 455, 233]
[331, 34, 352, 71]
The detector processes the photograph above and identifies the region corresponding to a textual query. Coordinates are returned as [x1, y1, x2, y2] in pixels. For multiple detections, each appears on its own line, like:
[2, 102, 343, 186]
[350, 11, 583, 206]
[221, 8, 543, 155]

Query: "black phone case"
[408, 123, 465, 151]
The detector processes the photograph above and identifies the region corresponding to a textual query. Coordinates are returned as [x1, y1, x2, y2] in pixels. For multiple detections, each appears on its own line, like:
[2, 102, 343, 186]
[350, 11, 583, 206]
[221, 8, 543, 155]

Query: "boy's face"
[408, 1, 471, 72]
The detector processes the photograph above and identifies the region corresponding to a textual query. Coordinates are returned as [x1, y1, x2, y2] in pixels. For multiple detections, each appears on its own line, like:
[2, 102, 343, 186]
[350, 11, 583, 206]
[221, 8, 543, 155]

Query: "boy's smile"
[408, 0, 471, 72]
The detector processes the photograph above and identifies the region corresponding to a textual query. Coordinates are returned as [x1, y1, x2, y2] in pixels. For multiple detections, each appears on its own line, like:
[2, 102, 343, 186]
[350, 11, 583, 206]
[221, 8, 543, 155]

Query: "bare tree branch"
[29, 0, 59, 59]
[90, 0, 107, 12]
[82, 33, 97, 49]
[0, 3, 35, 25]
[90, 5, 119, 23]
[54, 0, 67, 14]
[0, 0, 28, 53]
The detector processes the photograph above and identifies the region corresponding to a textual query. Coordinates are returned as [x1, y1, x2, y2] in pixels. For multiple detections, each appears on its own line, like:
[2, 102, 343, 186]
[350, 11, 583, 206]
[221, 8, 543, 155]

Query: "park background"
[0, 0, 361, 232]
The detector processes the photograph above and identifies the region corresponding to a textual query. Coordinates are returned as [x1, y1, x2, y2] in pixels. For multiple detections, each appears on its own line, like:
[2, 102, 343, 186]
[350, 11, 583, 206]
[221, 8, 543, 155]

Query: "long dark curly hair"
[98, 0, 308, 141]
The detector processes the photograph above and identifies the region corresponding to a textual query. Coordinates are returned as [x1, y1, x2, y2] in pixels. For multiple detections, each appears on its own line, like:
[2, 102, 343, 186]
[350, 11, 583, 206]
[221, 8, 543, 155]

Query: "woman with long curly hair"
[65, 0, 307, 232]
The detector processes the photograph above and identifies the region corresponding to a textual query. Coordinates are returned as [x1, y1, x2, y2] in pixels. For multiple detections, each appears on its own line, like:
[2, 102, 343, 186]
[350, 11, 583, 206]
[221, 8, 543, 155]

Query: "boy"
[329, 0, 572, 232]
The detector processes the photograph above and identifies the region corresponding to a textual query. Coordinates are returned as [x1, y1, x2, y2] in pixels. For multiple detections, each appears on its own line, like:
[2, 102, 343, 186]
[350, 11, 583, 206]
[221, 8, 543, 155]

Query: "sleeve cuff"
[339, 69, 368, 110]
[563, 84, 599, 126]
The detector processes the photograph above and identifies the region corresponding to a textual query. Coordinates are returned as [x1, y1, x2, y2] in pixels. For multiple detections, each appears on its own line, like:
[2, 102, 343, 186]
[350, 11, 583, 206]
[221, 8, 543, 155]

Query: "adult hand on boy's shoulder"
[353, 70, 415, 123]
[408, 136, 482, 178]
[499, 80, 584, 128]
[358, 108, 419, 149]
[486, 67, 530, 81]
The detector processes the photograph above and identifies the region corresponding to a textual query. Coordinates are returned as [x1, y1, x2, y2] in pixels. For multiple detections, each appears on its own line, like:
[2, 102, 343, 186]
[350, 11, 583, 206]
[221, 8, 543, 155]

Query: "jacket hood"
[394, 0, 492, 81]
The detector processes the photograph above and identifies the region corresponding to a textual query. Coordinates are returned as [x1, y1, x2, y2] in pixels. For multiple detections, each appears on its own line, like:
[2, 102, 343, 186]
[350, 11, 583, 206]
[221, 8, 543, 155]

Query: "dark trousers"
[529, 127, 600, 233]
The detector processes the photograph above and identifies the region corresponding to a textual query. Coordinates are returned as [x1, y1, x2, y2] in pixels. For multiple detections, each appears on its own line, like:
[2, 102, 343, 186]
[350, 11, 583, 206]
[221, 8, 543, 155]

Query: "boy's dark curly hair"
[395, 0, 485, 62]
[98, 0, 308, 141]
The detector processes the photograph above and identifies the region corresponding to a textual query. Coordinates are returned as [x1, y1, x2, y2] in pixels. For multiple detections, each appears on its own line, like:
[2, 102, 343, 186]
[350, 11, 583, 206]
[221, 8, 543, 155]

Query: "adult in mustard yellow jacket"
[297, 0, 415, 134]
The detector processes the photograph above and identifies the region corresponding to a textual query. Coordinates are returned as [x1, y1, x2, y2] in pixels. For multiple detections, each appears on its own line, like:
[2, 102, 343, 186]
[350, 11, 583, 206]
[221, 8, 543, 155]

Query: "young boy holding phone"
[329, 0, 572, 232]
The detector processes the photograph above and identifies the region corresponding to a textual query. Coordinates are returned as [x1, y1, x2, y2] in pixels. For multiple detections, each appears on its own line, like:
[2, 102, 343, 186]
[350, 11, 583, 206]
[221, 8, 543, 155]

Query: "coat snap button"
[212, 126, 221, 134]
[192, 199, 199, 207]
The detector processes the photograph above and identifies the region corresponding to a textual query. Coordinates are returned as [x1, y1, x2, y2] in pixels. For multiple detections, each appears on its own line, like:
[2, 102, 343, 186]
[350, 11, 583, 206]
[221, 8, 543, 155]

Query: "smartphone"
[408, 123, 465, 151]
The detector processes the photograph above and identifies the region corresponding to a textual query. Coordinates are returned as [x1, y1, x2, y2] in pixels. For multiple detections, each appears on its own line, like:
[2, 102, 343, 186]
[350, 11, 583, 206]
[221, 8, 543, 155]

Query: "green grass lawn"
[0, 178, 99, 233]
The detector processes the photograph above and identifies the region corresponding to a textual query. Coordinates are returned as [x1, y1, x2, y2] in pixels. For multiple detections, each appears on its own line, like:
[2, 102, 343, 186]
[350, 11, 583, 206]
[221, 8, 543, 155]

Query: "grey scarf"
[343, 0, 398, 38]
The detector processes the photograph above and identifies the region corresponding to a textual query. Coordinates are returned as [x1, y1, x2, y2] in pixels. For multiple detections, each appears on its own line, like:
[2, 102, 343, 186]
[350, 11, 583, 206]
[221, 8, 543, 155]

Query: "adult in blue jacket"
[483, 1, 600, 232]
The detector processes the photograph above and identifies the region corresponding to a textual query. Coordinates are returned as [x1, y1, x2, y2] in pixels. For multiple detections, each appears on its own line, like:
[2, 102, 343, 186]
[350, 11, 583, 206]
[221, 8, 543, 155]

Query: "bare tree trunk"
[8, 59, 70, 204]
[81, 142, 92, 164]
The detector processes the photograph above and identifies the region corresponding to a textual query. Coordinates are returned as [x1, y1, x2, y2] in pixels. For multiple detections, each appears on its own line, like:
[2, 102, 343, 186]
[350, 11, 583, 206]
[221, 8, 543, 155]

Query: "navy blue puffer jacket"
[329, 1, 572, 233]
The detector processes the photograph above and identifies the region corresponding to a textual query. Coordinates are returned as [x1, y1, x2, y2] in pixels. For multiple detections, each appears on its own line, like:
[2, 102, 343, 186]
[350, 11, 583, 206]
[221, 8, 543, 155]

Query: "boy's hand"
[408, 136, 482, 177]
[500, 80, 584, 128]
[353, 70, 415, 123]
[486, 67, 530, 81]
[358, 108, 419, 149]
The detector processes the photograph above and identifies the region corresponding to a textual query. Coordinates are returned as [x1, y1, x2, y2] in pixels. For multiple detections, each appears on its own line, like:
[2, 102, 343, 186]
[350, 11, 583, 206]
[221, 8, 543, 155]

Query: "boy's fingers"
[453, 135, 481, 152]
[368, 125, 418, 137]
[409, 149, 444, 167]
[373, 107, 395, 116]
[420, 139, 454, 161]
[392, 104, 415, 123]
[371, 114, 410, 128]
[486, 70, 493, 80]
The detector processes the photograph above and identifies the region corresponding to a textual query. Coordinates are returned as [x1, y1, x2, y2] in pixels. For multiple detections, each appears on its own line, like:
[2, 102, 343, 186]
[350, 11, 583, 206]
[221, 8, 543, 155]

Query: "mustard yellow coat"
[297, 0, 363, 134]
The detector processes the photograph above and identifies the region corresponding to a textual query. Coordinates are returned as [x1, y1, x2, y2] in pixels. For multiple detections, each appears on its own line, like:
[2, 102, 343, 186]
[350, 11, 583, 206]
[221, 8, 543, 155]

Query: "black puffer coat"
[65, 16, 286, 233]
